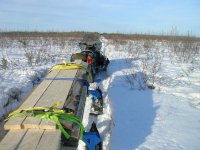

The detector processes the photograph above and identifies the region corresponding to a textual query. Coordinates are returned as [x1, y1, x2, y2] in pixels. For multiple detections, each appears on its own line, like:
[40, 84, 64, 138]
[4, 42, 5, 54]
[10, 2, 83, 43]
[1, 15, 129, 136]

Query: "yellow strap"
[5, 101, 64, 121]
[51, 61, 93, 83]
[5, 101, 85, 139]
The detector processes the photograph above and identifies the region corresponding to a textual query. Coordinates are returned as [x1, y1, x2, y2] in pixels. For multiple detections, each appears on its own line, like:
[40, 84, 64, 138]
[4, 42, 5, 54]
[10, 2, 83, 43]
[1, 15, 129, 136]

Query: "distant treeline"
[102, 33, 200, 42]
[0, 31, 199, 42]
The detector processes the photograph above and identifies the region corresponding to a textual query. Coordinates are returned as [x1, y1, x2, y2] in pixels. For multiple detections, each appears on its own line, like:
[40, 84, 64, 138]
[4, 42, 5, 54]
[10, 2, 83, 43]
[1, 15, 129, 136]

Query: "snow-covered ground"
[0, 38, 80, 120]
[102, 39, 200, 150]
[0, 36, 200, 150]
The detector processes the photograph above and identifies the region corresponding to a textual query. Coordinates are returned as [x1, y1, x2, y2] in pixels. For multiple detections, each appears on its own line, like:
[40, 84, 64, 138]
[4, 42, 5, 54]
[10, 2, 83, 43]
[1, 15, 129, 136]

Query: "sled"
[88, 88, 103, 116]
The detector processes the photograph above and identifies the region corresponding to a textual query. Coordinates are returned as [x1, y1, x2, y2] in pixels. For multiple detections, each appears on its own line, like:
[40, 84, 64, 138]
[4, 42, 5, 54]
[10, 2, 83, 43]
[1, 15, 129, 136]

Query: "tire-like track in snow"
[78, 71, 113, 150]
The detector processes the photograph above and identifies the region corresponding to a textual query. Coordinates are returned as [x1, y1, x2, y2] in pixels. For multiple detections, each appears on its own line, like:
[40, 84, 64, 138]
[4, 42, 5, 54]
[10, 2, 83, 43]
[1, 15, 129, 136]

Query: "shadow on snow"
[106, 58, 158, 150]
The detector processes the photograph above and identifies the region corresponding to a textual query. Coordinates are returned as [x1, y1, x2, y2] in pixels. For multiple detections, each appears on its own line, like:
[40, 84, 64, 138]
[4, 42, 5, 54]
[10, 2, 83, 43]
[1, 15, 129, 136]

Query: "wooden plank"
[39, 120, 56, 130]
[39, 60, 84, 130]
[17, 129, 44, 150]
[36, 69, 78, 108]
[0, 129, 27, 150]
[23, 60, 83, 129]
[22, 69, 78, 129]
[4, 70, 60, 130]
[4, 117, 23, 130]
[21, 70, 60, 109]
[36, 130, 61, 150]
[21, 117, 42, 129]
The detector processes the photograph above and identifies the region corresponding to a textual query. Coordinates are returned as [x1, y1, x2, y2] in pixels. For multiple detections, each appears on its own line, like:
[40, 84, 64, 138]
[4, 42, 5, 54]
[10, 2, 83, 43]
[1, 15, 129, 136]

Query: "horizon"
[1, 30, 199, 38]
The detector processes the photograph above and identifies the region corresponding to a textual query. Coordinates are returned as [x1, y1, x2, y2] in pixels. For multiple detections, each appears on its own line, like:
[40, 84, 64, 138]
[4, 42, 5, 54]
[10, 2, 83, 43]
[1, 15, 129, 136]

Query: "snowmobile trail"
[78, 71, 113, 150]
[95, 71, 113, 150]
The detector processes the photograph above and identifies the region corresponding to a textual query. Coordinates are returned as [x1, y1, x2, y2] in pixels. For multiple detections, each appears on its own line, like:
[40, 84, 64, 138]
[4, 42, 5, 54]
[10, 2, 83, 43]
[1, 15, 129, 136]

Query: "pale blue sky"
[0, 0, 199, 36]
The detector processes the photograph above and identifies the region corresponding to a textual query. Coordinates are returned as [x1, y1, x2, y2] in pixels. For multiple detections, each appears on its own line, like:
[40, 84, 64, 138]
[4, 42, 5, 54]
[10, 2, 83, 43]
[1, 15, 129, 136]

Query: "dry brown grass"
[102, 33, 200, 42]
[0, 31, 100, 41]
[1, 31, 199, 42]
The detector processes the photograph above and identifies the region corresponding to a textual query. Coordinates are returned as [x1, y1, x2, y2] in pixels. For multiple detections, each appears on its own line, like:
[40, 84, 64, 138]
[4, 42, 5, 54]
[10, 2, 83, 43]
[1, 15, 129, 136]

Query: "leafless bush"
[110, 39, 128, 52]
[20, 38, 57, 66]
[59, 40, 66, 50]
[0, 39, 12, 70]
[18, 38, 29, 49]
[122, 70, 148, 90]
[126, 41, 142, 58]
[143, 40, 154, 52]
[170, 40, 199, 64]
[18, 38, 34, 66]
[24, 48, 34, 66]
[0, 39, 11, 70]
[36, 48, 56, 65]
[0, 57, 8, 70]
[141, 40, 162, 87]
[123, 40, 163, 90]
[169, 28, 200, 64]
[179, 40, 199, 63]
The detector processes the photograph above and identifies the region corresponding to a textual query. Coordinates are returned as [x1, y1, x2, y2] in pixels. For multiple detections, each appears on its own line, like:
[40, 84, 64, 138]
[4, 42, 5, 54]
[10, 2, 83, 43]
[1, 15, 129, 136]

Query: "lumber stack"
[0, 60, 88, 150]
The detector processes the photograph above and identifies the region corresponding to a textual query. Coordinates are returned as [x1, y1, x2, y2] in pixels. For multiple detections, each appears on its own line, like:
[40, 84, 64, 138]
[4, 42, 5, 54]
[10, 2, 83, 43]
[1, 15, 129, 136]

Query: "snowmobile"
[71, 34, 109, 77]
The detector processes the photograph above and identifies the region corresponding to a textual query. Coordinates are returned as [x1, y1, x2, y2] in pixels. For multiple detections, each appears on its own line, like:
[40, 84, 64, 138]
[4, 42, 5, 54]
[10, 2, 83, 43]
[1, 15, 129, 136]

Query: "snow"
[1, 36, 200, 150]
[139, 93, 200, 150]
[101, 39, 200, 150]
[0, 38, 79, 120]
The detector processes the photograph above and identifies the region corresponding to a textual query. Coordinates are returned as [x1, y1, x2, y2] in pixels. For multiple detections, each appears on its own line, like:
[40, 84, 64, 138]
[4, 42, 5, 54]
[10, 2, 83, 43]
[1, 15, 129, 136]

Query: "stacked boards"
[0, 60, 88, 150]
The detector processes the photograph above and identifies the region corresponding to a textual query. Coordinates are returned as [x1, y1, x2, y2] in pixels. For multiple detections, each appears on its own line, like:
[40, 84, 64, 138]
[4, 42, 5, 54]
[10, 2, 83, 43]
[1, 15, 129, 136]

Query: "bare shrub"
[123, 40, 163, 90]
[18, 38, 29, 49]
[141, 40, 162, 87]
[111, 39, 128, 52]
[0, 57, 8, 70]
[19, 38, 57, 66]
[122, 70, 136, 89]
[126, 41, 142, 58]
[35, 49, 45, 64]
[18, 38, 34, 66]
[170, 39, 199, 64]
[24, 48, 34, 66]
[59, 39, 66, 50]
[143, 40, 154, 52]
[122, 70, 148, 90]
[169, 28, 200, 64]
[179, 39, 199, 63]
[0, 39, 12, 70]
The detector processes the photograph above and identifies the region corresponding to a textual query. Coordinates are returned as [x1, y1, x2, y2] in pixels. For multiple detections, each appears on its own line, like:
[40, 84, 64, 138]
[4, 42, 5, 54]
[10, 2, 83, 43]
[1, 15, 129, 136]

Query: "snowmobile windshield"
[79, 34, 102, 51]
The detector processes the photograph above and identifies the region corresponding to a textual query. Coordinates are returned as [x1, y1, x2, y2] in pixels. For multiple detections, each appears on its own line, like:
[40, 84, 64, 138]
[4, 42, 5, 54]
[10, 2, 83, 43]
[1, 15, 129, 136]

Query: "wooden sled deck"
[0, 60, 88, 150]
